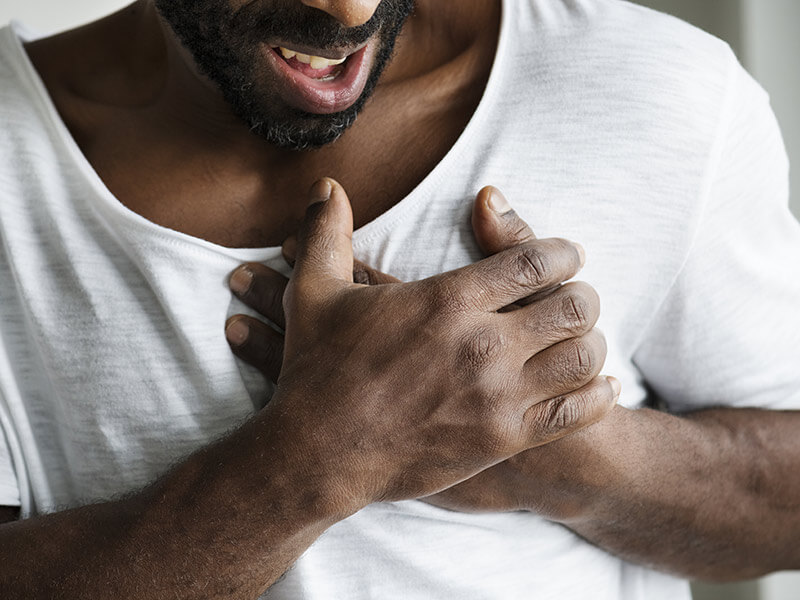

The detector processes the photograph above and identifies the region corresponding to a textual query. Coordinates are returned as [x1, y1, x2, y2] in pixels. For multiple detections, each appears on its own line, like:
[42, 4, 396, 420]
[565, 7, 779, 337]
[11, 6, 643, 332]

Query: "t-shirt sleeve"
[0, 425, 20, 507]
[632, 63, 800, 413]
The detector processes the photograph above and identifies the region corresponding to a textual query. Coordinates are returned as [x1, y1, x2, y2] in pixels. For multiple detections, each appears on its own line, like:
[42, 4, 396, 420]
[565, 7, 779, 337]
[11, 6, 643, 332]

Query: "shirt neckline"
[4, 1, 510, 259]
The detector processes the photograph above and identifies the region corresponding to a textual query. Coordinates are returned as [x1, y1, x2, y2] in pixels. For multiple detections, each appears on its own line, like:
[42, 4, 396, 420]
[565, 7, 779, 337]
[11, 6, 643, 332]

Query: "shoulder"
[0, 24, 38, 120]
[506, 0, 740, 119]
[0, 23, 58, 155]
[493, 0, 761, 209]
[513, 0, 734, 62]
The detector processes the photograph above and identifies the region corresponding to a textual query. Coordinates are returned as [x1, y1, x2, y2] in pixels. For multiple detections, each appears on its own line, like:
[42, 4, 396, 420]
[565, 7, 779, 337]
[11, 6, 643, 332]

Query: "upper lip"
[267, 40, 369, 61]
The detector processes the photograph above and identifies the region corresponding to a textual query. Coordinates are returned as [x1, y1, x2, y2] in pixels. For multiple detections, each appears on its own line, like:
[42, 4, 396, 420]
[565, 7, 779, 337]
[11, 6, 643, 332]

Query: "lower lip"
[263, 43, 374, 115]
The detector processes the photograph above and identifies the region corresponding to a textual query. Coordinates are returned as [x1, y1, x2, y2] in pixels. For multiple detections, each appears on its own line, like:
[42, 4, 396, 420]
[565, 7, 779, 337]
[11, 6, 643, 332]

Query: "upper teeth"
[278, 47, 346, 69]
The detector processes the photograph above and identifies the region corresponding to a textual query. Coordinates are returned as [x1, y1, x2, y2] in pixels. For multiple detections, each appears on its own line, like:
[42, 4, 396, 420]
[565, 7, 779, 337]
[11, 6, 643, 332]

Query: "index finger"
[431, 238, 585, 312]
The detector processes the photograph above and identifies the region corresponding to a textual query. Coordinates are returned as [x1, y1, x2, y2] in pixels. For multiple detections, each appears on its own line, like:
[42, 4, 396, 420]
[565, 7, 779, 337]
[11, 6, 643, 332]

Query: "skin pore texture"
[1, 0, 800, 597]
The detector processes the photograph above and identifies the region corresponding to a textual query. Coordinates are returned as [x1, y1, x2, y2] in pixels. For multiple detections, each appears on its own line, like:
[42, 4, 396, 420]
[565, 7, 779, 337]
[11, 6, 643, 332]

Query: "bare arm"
[229, 188, 800, 582]
[0, 180, 615, 598]
[0, 414, 346, 598]
[432, 198, 800, 580]
[500, 406, 800, 581]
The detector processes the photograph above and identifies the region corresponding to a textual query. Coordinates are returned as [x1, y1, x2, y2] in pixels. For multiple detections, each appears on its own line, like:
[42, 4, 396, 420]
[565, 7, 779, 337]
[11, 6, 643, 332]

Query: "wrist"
[247, 395, 371, 523]
[511, 406, 630, 524]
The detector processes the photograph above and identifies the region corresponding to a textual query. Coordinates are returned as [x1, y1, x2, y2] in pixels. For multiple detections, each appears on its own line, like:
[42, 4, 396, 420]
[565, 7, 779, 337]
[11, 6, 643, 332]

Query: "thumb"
[471, 186, 537, 255]
[292, 178, 355, 292]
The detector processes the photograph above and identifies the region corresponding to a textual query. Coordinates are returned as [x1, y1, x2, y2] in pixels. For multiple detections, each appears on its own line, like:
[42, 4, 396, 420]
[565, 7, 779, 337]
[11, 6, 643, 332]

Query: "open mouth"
[274, 46, 349, 81]
[264, 41, 374, 115]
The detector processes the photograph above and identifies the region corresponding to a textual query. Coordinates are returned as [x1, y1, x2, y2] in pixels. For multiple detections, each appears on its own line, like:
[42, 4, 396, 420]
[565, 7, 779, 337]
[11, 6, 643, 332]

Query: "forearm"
[513, 405, 800, 581]
[0, 407, 347, 599]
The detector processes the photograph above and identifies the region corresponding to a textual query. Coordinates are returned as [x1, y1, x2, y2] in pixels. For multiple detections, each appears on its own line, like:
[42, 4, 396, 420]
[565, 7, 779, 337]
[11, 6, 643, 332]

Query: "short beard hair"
[155, 0, 415, 150]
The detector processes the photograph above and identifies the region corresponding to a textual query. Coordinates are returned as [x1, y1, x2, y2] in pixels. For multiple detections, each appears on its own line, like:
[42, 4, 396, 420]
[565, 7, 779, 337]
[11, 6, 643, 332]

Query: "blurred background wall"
[0, 1, 798, 599]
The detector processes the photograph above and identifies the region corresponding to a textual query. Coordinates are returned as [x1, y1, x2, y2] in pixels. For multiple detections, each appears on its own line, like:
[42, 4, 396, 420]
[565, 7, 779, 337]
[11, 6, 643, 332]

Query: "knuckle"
[562, 292, 590, 331]
[498, 213, 534, 244]
[510, 220, 534, 243]
[544, 395, 585, 432]
[548, 338, 597, 387]
[574, 338, 591, 369]
[460, 327, 506, 374]
[570, 331, 607, 380]
[514, 246, 549, 288]
[428, 278, 473, 314]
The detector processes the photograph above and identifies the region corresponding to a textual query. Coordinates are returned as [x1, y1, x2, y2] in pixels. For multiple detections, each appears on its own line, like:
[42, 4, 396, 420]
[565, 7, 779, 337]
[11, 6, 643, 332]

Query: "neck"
[23, 0, 502, 247]
[137, 0, 498, 148]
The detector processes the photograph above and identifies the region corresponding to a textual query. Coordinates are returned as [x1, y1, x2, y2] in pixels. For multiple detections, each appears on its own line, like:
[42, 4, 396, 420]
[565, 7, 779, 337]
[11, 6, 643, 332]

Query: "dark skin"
[228, 187, 800, 582]
[23, 0, 501, 247]
[2, 0, 799, 593]
[0, 2, 622, 596]
[0, 178, 614, 598]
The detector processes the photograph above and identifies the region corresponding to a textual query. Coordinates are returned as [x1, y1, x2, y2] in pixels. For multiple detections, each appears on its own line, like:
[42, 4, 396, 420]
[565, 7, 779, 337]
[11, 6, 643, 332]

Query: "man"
[0, 0, 799, 598]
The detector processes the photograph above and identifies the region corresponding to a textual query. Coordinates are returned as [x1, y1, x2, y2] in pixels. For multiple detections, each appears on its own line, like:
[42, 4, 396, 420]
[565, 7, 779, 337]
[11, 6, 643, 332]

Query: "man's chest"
[64, 79, 482, 248]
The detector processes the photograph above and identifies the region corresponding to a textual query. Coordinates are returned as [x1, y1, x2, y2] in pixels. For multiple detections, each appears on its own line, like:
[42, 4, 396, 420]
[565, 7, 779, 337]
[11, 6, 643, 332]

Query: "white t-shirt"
[1, 0, 799, 598]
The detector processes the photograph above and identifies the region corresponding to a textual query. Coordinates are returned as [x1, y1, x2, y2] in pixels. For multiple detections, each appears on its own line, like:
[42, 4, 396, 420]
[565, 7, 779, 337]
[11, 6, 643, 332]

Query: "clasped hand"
[225, 179, 619, 515]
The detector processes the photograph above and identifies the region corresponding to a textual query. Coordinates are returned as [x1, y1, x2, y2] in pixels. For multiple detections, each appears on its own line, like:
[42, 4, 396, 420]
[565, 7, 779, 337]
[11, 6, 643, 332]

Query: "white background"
[1, 1, 799, 599]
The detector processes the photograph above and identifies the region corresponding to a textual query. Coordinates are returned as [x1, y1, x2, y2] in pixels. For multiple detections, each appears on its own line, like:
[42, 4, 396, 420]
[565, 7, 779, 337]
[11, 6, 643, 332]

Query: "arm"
[414, 182, 800, 579]
[0, 179, 615, 598]
[0, 413, 349, 598]
[231, 186, 800, 582]
[417, 189, 800, 580]
[485, 406, 800, 581]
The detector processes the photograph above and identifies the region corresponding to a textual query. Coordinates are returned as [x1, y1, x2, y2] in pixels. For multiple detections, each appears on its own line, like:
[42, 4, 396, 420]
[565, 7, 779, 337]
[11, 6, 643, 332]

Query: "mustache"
[229, 0, 415, 49]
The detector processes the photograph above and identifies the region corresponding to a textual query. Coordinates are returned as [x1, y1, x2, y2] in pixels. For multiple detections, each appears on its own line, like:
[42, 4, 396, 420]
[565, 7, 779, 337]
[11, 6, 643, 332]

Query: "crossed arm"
[226, 185, 800, 582]
[0, 180, 616, 597]
[1, 181, 798, 597]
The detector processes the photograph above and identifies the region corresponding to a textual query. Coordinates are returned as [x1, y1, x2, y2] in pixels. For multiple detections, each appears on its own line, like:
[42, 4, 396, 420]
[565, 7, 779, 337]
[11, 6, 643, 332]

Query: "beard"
[154, 0, 415, 150]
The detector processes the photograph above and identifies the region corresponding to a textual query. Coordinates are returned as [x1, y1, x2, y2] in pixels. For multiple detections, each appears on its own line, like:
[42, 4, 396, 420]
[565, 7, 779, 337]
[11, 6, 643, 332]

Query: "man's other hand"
[227, 180, 618, 510]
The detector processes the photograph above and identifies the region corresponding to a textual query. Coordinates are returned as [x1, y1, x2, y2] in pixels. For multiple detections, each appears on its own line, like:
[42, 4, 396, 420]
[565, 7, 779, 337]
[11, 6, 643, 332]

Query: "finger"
[524, 328, 607, 399]
[282, 236, 297, 268]
[286, 237, 400, 286]
[229, 264, 288, 330]
[432, 238, 585, 312]
[521, 376, 620, 447]
[472, 187, 579, 308]
[353, 258, 401, 285]
[471, 187, 537, 255]
[508, 281, 600, 353]
[225, 316, 284, 383]
[292, 178, 355, 295]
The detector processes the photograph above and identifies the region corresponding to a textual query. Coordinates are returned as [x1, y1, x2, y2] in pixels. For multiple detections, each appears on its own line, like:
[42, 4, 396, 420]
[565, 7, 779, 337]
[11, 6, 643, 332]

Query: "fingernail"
[225, 319, 249, 347]
[229, 267, 253, 296]
[487, 188, 512, 215]
[607, 376, 622, 398]
[574, 243, 586, 268]
[309, 178, 332, 207]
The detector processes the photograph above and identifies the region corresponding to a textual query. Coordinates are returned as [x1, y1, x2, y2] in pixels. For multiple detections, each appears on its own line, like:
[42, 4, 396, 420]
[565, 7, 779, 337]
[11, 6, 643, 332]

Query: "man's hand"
[226, 184, 800, 585]
[227, 182, 618, 511]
